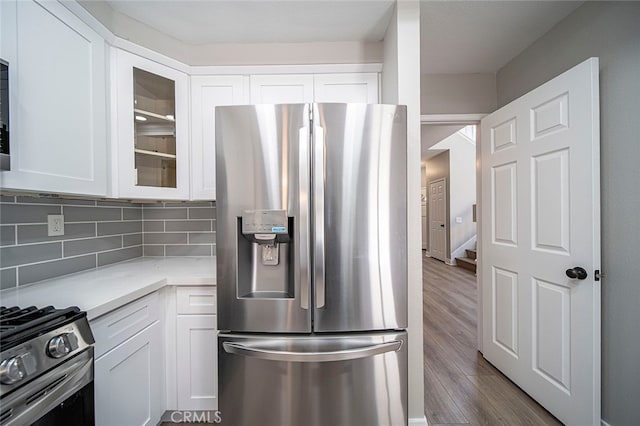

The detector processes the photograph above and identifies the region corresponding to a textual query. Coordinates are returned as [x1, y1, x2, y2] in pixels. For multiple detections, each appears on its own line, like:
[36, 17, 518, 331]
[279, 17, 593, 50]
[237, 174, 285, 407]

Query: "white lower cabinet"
[92, 292, 164, 426]
[176, 315, 218, 410]
[95, 321, 164, 426]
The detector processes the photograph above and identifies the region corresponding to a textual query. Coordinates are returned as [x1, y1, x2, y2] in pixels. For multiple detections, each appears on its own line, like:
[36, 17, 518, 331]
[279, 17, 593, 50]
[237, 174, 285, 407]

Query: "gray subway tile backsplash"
[123, 233, 142, 247]
[0, 204, 61, 224]
[143, 245, 165, 257]
[188, 207, 216, 220]
[1, 226, 15, 246]
[141, 203, 216, 257]
[98, 246, 143, 267]
[64, 236, 122, 257]
[97, 221, 142, 236]
[123, 208, 142, 220]
[165, 245, 212, 257]
[144, 232, 188, 245]
[143, 221, 164, 232]
[1, 268, 17, 290]
[0, 194, 215, 288]
[64, 206, 122, 222]
[18, 223, 96, 244]
[19, 255, 97, 286]
[143, 207, 188, 220]
[188, 232, 216, 244]
[1, 242, 62, 268]
[0, 194, 143, 288]
[165, 220, 212, 232]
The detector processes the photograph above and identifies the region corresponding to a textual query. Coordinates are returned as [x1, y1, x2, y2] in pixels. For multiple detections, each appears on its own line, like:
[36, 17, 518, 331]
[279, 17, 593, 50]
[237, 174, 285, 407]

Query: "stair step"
[456, 256, 477, 273]
[466, 249, 477, 260]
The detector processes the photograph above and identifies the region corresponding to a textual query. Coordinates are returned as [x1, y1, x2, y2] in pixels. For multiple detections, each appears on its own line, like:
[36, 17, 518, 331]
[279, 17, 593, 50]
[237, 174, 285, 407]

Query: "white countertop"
[0, 257, 216, 320]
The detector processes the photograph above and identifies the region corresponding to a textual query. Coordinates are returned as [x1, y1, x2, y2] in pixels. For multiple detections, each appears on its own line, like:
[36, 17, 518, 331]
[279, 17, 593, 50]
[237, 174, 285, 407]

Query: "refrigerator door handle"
[298, 127, 310, 310]
[313, 125, 326, 308]
[222, 340, 402, 362]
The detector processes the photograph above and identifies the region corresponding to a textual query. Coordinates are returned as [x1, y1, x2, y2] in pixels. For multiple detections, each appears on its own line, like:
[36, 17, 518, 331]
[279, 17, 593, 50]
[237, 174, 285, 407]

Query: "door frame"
[427, 177, 448, 262]
[421, 114, 485, 350]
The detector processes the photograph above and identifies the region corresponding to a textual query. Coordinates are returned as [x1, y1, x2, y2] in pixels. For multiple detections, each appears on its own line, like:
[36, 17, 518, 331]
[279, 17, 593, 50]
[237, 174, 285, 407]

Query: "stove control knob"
[47, 333, 78, 359]
[1, 356, 27, 384]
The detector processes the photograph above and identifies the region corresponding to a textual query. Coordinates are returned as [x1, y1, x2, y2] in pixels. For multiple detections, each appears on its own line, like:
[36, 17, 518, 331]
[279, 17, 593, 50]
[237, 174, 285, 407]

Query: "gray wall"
[0, 195, 142, 288]
[142, 202, 216, 257]
[421, 73, 497, 114]
[0, 195, 217, 289]
[496, 3, 640, 424]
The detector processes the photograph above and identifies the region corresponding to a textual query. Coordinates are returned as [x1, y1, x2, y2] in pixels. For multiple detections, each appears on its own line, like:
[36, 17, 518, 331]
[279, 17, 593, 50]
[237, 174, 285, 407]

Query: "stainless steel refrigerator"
[216, 103, 408, 426]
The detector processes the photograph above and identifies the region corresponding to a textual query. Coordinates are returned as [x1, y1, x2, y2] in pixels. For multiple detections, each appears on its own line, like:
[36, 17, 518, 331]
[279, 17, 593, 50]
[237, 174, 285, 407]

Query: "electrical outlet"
[48, 215, 65, 236]
[455, 216, 463, 224]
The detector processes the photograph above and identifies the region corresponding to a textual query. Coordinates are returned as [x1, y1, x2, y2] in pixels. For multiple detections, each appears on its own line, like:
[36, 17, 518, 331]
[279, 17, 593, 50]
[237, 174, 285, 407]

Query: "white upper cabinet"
[114, 49, 189, 200]
[0, 0, 107, 196]
[190, 75, 248, 200]
[250, 74, 314, 104]
[314, 73, 379, 103]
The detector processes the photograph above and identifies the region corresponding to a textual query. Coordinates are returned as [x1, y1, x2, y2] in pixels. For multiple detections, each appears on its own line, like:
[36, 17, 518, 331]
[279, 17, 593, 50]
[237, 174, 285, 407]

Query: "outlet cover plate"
[48, 215, 65, 236]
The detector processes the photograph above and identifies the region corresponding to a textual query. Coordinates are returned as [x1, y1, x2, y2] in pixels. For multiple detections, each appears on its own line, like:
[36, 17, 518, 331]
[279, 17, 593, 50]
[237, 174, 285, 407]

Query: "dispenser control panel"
[242, 210, 288, 234]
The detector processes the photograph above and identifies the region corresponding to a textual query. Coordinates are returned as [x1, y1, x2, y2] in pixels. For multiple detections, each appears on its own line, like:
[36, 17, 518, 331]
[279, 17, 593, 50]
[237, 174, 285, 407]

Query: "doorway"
[428, 178, 446, 261]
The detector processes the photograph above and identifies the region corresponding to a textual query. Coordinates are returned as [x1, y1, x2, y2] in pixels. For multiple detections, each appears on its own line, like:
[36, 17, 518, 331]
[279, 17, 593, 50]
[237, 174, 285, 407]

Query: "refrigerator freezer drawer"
[218, 332, 407, 426]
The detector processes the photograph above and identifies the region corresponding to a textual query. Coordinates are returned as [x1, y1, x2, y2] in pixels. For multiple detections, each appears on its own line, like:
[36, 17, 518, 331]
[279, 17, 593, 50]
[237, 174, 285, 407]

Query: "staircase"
[456, 248, 476, 274]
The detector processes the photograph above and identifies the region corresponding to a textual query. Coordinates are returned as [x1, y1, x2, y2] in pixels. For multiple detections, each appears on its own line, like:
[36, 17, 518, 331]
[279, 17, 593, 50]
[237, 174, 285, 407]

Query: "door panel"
[312, 104, 407, 332]
[481, 58, 600, 425]
[216, 104, 311, 333]
[218, 332, 407, 426]
[429, 179, 446, 261]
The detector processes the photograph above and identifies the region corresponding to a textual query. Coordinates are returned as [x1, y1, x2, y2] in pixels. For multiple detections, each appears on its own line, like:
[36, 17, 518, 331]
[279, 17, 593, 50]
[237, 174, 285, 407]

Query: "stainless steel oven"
[0, 306, 95, 425]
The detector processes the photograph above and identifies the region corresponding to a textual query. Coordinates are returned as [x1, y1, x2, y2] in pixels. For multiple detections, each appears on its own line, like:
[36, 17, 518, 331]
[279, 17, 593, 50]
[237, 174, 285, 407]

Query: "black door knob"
[566, 267, 588, 280]
[440, 224, 444, 228]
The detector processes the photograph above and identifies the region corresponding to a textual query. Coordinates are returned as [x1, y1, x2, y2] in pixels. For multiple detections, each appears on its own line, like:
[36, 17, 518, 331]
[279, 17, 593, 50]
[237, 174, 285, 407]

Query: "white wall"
[382, 1, 425, 424]
[421, 73, 496, 114]
[432, 133, 477, 259]
[78, 0, 383, 66]
[496, 3, 640, 425]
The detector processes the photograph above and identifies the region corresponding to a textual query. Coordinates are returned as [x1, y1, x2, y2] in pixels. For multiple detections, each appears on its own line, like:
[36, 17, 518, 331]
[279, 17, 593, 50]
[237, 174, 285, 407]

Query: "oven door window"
[31, 381, 94, 426]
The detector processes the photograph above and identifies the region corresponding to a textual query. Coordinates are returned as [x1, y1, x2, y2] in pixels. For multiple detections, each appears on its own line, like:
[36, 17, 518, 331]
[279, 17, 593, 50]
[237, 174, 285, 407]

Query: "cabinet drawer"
[91, 292, 161, 358]
[176, 287, 216, 314]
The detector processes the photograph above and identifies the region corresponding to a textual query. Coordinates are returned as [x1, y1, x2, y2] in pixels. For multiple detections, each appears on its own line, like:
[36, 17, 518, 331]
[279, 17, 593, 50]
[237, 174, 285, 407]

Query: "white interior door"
[480, 58, 600, 425]
[429, 179, 446, 261]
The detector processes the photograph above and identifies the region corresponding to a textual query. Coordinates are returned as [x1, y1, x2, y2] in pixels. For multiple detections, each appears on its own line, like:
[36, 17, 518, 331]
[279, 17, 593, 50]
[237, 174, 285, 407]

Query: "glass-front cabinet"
[115, 49, 189, 199]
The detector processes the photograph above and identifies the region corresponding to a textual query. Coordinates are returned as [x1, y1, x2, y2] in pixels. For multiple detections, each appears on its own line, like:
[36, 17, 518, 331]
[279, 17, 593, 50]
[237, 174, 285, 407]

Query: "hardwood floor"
[422, 255, 562, 426]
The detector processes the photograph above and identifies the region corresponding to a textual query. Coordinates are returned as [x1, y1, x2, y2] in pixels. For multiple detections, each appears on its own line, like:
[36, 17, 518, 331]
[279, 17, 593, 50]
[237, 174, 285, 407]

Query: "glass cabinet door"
[133, 68, 177, 188]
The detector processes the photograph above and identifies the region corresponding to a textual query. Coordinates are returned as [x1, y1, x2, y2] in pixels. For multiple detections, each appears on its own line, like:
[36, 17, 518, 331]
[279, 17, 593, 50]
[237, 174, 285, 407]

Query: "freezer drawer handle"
[222, 340, 402, 362]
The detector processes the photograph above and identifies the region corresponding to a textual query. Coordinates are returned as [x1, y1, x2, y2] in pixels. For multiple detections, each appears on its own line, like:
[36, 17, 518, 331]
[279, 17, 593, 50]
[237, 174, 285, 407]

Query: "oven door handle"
[1, 349, 93, 426]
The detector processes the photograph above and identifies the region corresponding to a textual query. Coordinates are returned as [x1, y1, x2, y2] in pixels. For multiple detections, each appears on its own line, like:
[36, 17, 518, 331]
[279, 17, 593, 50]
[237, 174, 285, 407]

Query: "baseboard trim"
[423, 251, 432, 258]
[445, 257, 456, 266]
[409, 415, 428, 426]
[601, 420, 612, 426]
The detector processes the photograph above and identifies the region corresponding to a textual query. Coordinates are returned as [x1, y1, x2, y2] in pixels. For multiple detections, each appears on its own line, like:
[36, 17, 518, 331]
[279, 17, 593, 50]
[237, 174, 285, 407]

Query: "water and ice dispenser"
[237, 210, 294, 299]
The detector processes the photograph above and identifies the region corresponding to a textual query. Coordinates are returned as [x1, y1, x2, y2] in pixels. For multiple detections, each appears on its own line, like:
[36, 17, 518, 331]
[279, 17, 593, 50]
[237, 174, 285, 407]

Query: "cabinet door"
[115, 49, 189, 200]
[0, 0, 107, 196]
[190, 75, 247, 200]
[314, 73, 379, 103]
[250, 74, 314, 104]
[176, 315, 218, 410]
[95, 322, 163, 426]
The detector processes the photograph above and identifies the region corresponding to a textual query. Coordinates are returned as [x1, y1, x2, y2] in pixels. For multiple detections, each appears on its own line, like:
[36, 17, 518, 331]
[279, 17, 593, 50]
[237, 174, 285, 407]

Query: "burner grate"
[0, 306, 83, 351]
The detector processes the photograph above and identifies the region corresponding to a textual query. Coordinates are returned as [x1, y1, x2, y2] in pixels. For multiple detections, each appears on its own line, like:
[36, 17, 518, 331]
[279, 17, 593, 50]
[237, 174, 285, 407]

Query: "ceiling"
[105, 0, 395, 44]
[101, 0, 582, 74]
